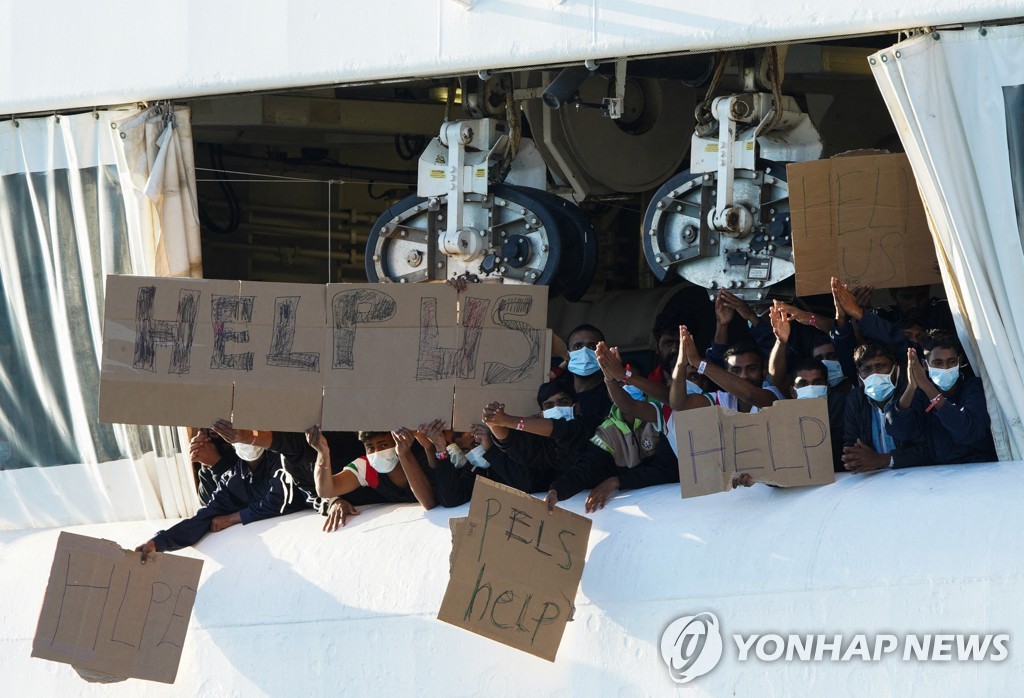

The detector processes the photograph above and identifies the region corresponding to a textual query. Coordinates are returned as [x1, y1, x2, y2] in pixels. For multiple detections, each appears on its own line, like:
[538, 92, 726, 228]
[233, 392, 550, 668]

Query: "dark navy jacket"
[154, 451, 305, 552]
[887, 376, 996, 465]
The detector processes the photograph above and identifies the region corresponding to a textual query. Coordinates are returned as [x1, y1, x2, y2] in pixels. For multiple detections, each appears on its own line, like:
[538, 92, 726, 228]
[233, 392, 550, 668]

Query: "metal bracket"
[602, 60, 627, 119]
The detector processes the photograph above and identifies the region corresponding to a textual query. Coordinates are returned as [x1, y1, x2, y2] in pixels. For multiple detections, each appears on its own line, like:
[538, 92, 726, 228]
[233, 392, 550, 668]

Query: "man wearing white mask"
[134, 433, 307, 562]
[791, 359, 846, 471]
[841, 341, 928, 473]
[565, 324, 613, 424]
[888, 331, 996, 465]
[308, 426, 437, 510]
[767, 305, 846, 471]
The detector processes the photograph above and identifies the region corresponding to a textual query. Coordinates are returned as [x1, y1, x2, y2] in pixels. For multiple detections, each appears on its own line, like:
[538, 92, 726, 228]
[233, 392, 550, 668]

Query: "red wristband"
[516, 418, 525, 431]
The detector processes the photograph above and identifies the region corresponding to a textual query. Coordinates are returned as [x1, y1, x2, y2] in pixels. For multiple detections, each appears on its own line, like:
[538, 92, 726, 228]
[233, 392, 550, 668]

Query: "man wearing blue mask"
[565, 324, 613, 424]
[841, 341, 928, 473]
[481, 382, 596, 494]
[888, 331, 996, 465]
[810, 337, 853, 394]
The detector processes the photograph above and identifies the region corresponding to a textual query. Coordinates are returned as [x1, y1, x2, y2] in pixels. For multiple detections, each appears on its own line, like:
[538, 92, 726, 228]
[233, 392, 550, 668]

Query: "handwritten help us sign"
[674, 398, 835, 498]
[98, 275, 549, 432]
[438, 479, 592, 661]
[32, 533, 203, 684]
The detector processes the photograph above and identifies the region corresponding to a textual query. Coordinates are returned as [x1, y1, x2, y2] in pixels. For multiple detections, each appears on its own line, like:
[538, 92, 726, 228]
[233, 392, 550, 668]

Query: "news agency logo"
[659, 612, 724, 683]
[660, 612, 1010, 684]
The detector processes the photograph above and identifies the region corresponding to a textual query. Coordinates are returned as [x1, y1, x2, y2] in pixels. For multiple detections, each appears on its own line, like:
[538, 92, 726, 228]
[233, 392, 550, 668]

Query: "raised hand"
[769, 302, 791, 343]
[305, 424, 328, 454]
[596, 341, 626, 382]
[678, 325, 702, 369]
[470, 423, 493, 450]
[482, 401, 510, 429]
[714, 289, 737, 326]
[422, 418, 449, 451]
[391, 427, 415, 456]
[831, 276, 864, 321]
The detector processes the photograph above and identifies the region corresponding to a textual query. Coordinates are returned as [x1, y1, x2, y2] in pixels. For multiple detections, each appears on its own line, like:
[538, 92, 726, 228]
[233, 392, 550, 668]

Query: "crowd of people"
[134, 278, 997, 560]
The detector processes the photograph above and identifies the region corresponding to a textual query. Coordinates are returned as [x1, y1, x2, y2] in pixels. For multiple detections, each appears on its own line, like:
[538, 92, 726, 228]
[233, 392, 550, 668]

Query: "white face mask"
[685, 379, 704, 395]
[542, 405, 575, 421]
[234, 443, 265, 462]
[367, 447, 400, 473]
[795, 384, 829, 400]
[928, 365, 960, 391]
[466, 445, 490, 469]
[446, 443, 467, 468]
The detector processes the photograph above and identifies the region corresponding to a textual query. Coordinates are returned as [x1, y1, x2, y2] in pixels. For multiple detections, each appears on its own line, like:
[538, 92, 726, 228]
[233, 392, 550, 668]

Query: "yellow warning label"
[746, 141, 754, 150]
[434, 154, 446, 164]
[430, 170, 445, 178]
[475, 168, 485, 177]
[705, 144, 718, 152]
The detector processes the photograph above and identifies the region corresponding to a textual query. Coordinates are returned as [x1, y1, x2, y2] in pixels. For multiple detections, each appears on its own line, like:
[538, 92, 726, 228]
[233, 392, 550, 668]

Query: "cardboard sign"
[99, 276, 548, 432]
[674, 399, 835, 498]
[32, 532, 203, 684]
[788, 153, 941, 295]
[438, 478, 592, 661]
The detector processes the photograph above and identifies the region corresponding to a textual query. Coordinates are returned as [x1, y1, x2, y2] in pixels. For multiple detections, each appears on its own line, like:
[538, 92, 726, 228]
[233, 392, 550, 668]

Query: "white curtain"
[0, 106, 204, 529]
[870, 25, 1024, 460]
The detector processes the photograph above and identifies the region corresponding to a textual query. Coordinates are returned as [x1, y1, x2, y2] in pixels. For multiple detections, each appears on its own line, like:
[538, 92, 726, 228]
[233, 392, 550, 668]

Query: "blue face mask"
[542, 405, 575, 421]
[623, 384, 645, 401]
[568, 347, 600, 376]
[821, 359, 845, 388]
[795, 384, 829, 399]
[862, 370, 897, 402]
[929, 365, 960, 391]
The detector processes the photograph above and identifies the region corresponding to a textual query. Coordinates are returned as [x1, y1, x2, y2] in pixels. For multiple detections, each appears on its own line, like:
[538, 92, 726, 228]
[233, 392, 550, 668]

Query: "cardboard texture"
[32, 532, 203, 684]
[674, 398, 835, 498]
[100, 277, 549, 431]
[452, 288, 550, 430]
[788, 153, 941, 295]
[438, 478, 592, 662]
[99, 275, 239, 426]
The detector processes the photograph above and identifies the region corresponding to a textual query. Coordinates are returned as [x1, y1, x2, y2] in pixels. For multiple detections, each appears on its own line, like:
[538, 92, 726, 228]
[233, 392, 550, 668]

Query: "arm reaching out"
[393, 427, 437, 510]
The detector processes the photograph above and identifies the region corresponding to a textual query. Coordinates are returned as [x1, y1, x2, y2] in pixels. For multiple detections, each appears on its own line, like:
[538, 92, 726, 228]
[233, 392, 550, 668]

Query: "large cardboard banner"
[32, 533, 203, 684]
[99, 276, 549, 431]
[438, 478, 592, 661]
[788, 153, 941, 295]
[674, 399, 835, 498]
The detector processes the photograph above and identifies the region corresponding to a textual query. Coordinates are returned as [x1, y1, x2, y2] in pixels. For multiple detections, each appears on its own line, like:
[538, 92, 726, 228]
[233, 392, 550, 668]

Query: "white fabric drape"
[0, 106, 203, 529]
[870, 25, 1024, 460]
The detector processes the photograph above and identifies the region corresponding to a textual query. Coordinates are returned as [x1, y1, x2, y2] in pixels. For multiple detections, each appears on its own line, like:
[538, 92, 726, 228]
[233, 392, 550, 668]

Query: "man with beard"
[842, 340, 929, 473]
[622, 311, 710, 404]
